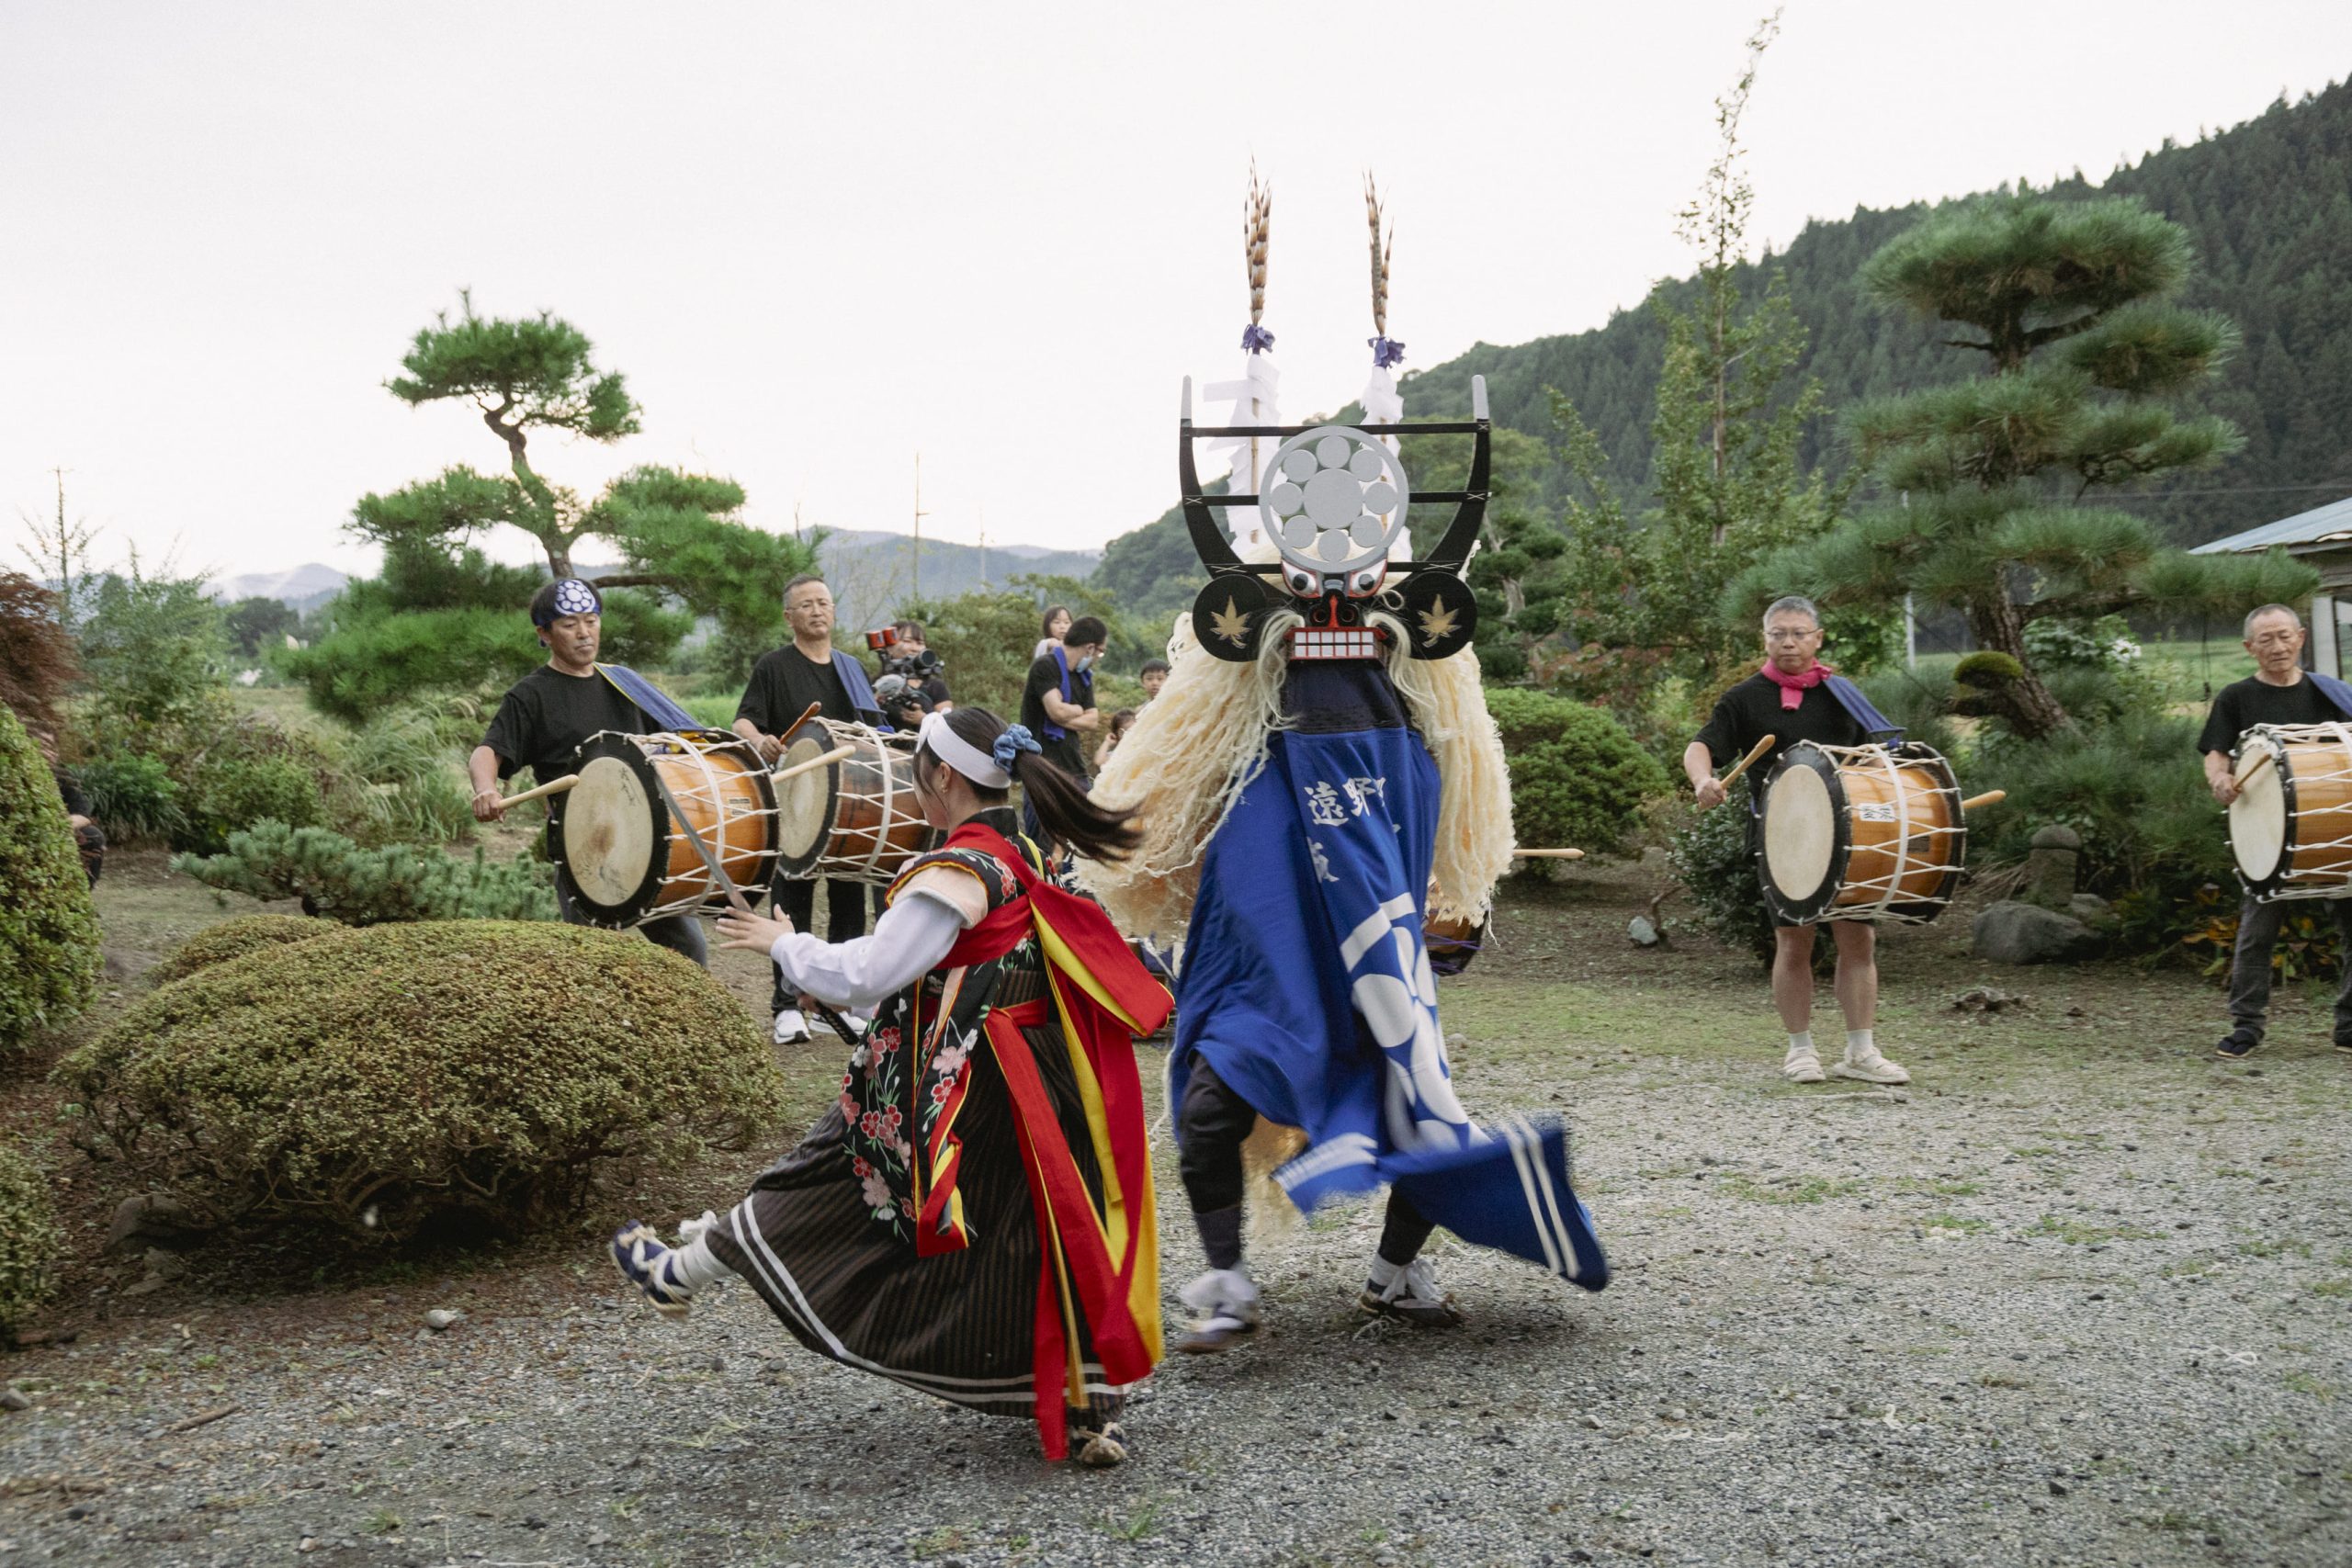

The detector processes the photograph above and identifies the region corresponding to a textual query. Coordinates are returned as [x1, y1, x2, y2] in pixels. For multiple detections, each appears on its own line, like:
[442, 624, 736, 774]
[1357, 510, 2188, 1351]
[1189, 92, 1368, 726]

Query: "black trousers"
[1175, 1055, 1433, 1269]
[769, 874, 868, 1013]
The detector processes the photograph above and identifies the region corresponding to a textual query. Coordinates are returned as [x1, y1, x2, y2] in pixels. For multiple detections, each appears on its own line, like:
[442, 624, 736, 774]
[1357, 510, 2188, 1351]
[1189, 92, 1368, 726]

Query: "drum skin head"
[1765, 763, 1836, 902]
[2232, 741, 2288, 883]
[774, 721, 843, 872]
[559, 749, 662, 913]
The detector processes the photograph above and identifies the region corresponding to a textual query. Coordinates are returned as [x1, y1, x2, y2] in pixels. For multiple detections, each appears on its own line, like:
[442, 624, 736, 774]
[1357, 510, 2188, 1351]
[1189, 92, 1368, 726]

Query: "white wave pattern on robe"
[1201, 352, 1281, 549]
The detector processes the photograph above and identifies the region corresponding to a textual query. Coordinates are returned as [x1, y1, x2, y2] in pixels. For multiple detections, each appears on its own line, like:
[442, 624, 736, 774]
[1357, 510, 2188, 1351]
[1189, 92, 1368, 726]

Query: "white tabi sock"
[1786, 1030, 1816, 1058]
[667, 1213, 736, 1292]
[1367, 1255, 1404, 1292]
[1845, 1028, 1875, 1061]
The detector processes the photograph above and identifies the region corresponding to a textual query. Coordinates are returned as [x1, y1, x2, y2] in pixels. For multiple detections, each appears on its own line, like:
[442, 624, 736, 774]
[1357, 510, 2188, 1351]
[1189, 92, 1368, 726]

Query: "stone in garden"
[1973, 901, 2101, 964]
[104, 1192, 202, 1256]
[1, 1388, 29, 1412]
[141, 1247, 187, 1280]
[1628, 915, 1661, 946]
[2023, 824, 2082, 908]
[2068, 892, 2115, 929]
[423, 1309, 463, 1331]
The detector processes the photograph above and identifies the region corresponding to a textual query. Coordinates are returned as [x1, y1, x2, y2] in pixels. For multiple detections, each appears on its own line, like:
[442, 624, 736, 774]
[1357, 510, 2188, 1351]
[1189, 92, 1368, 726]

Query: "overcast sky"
[6, 2, 2348, 583]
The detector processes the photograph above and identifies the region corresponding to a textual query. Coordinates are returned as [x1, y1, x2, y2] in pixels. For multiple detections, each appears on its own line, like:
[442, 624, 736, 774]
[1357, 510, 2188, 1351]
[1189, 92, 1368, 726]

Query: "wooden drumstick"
[783, 701, 821, 738]
[769, 744, 855, 784]
[1957, 790, 2006, 811]
[1510, 848, 1586, 860]
[1717, 734, 1776, 791]
[498, 773, 578, 808]
[2235, 750, 2276, 789]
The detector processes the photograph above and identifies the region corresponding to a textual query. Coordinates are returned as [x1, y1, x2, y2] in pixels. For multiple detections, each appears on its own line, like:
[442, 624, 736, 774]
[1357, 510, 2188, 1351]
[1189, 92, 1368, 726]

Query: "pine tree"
[1733, 192, 2312, 738]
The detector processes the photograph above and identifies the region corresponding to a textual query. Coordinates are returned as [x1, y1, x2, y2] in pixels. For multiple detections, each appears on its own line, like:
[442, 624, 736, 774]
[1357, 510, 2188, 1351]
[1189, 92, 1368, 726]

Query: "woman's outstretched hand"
[716, 909, 794, 953]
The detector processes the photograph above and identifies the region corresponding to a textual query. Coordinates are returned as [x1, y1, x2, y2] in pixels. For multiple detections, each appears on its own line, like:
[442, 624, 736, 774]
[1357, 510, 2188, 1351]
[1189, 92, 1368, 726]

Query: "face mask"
[1074, 654, 1094, 671]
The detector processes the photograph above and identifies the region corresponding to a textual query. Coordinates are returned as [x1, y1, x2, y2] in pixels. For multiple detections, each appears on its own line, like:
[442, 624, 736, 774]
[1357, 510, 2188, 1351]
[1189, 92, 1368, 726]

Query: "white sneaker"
[1833, 1044, 1910, 1085]
[772, 1009, 811, 1046]
[1359, 1257, 1464, 1326]
[1782, 1044, 1826, 1083]
[1174, 1268, 1260, 1353]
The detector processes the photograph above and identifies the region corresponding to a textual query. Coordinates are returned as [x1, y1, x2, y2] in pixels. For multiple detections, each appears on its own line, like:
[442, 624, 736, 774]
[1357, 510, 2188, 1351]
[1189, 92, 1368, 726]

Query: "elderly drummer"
[2199, 602, 2352, 1061]
[468, 579, 708, 967]
[1682, 595, 1909, 1086]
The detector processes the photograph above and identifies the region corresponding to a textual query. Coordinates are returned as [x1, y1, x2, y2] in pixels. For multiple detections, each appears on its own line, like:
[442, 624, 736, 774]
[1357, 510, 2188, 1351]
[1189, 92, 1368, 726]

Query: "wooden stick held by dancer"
[770, 744, 855, 785]
[1958, 790, 2006, 811]
[1510, 848, 1586, 860]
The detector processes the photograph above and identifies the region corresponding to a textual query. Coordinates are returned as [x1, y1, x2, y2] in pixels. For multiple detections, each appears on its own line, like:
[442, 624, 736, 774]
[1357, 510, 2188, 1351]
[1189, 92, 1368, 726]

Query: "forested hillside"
[1099, 80, 2352, 622]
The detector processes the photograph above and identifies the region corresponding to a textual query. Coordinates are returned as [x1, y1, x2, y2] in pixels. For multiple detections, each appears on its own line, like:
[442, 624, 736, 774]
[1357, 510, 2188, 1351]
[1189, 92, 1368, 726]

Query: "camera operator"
[872, 671, 931, 733]
[880, 619, 953, 712]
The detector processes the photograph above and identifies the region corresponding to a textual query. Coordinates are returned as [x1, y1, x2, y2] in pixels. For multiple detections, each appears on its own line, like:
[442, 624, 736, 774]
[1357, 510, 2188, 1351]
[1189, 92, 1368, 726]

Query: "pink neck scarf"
[1761, 659, 1833, 711]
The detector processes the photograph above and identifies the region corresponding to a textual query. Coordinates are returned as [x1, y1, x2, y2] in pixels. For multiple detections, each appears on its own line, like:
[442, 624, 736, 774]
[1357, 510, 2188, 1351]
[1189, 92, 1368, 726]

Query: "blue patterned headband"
[534, 578, 602, 627]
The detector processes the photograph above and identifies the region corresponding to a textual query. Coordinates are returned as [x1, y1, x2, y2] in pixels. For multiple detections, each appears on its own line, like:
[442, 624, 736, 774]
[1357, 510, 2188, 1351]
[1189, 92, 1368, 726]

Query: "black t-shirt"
[1019, 651, 1094, 777]
[2198, 674, 2344, 755]
[1694, 671, 1871, 786]
[917, 672, 952, 708]
[54, 767, 91, 819]
[737, 648, 856, 735]
[481, 664, 650, 785]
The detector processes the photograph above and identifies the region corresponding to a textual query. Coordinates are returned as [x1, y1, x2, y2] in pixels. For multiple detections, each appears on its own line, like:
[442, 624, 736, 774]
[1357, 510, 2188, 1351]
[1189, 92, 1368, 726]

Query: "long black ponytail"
[921, 706, 1142, 864]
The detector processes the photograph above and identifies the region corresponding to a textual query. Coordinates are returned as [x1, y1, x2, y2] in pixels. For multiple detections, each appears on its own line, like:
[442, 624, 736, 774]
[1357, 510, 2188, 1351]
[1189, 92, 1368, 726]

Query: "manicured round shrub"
[57, 920, 786, 1245]
[148, 914, 336, 987]
[177, 750, 325, 854]
[1483, 686, 1671, 857]
[0, 1142, 61, 1340]
[0, 704, 101, 1055]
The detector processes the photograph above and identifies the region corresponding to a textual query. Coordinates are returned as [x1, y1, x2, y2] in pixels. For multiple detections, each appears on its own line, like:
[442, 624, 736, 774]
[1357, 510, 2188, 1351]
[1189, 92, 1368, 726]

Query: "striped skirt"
[703, 1013, 1124, 1424]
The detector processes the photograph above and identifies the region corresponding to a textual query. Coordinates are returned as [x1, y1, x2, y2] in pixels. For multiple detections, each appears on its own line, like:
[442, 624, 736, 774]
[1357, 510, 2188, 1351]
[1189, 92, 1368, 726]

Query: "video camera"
[865, 626, 944, 681]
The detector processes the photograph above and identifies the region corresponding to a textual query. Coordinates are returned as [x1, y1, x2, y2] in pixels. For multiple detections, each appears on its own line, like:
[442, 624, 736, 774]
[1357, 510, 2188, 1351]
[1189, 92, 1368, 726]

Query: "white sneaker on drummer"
[1782, 1043, 1826, 1083]
[772, 1009, 812, 1046]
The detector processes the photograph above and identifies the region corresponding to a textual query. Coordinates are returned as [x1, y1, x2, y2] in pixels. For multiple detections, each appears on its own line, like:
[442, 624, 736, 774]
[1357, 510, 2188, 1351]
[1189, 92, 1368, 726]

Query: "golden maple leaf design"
[1208, 596, 1251, 646]
[1416, 600, 1459, 645]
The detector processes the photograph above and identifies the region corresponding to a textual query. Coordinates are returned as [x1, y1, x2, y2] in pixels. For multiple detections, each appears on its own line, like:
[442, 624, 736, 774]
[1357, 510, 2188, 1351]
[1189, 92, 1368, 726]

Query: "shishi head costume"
[1086, 374, 1608, 1347]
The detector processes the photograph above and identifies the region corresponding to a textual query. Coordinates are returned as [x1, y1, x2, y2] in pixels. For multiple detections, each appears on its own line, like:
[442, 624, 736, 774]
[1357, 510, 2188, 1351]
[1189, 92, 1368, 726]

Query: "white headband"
[917, 711, 1012, 789]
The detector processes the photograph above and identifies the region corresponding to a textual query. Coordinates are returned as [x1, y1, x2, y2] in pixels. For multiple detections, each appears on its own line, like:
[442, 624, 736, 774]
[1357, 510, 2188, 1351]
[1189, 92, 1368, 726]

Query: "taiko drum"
[2228, 723, 2352, 902]
[552, 729, 780, 928]
[1758, 741, 1964, 926]
[771, 717, 933, 885]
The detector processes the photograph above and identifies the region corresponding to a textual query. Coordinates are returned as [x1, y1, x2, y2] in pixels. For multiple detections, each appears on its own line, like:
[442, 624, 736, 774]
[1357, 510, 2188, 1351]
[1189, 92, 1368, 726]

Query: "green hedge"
[174, 821, 556, 925]
[148, 914, 336, 987]
[57, 921, 786, 1245]
[1482, 686, 1670, 857]
[0, 1143, 59, 1339]
[0, 705, 101, 1055]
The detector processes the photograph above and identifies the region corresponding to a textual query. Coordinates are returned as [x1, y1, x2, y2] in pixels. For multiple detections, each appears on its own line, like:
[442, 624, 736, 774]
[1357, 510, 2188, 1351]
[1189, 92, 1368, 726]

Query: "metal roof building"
[2191, 494, 2352, 676]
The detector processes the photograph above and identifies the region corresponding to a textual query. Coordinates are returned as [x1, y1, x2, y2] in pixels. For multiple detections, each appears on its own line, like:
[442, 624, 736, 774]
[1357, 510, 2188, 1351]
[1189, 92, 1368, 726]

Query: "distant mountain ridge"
[206, 563, 349, 614]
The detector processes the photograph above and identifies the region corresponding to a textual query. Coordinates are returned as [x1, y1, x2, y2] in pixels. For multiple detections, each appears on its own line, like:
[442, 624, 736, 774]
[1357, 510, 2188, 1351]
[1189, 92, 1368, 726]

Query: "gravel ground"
[4, 865, 2349, 1567]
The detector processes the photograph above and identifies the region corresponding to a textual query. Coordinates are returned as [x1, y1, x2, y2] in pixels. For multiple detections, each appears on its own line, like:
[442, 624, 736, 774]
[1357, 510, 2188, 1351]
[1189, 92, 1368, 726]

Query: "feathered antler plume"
[1364, 171, 1394, 335]
[1244, 162, 1272, 329]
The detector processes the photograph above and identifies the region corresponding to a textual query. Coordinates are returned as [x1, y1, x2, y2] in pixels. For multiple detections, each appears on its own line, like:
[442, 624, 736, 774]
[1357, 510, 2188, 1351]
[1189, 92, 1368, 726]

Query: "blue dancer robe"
[1169, 662, 1608, 1289]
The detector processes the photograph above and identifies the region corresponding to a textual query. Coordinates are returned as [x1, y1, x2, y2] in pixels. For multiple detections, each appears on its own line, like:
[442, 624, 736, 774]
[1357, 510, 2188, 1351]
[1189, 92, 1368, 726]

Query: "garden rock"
[103, 1193, 202, 1256]
[2069, 892, 2116, 929]
[1973, 900, 2101, 964]
[2023, 824, 2082, 908]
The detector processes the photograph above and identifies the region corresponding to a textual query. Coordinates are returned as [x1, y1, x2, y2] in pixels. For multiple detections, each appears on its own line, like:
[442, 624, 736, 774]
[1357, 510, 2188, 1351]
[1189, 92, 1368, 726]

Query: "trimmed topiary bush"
[57, 921, 786, 1245]
[0, 1142, 61, 1340]
[148, 914, 336, 987]
[0, 704, 102, 1055]
[1483, 686, 1671, 857]
[174, 820, 556, 924]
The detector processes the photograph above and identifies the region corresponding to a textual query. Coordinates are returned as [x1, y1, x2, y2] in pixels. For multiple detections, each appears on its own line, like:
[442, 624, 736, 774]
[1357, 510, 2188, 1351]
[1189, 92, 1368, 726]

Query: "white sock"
[667, 1232, 735, 1292]
[1367, 1255, 1403, 1291]
[1786, 1030, 1816, 1057]
[1846, 1028, 1875, 1060]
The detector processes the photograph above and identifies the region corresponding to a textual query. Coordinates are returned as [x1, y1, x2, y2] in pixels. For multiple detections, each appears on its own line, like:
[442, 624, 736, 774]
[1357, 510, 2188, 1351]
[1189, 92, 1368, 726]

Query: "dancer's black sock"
[1194, 1204, 1244, 1272]
[1376, 1192, 1436, 1268]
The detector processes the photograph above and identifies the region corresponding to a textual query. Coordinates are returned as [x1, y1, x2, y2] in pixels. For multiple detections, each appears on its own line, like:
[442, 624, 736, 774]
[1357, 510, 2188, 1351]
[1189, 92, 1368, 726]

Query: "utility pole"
[911, 454, 929, 604]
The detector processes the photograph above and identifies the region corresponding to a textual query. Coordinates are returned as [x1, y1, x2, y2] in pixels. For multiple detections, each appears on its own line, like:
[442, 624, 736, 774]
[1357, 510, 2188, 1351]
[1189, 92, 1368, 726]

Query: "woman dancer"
[610, 708, 1170, 1466]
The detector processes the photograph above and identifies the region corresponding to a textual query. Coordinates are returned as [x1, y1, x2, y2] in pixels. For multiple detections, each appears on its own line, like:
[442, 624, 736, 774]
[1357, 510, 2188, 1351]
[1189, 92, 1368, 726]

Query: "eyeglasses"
[1764, 626, 1819, 643]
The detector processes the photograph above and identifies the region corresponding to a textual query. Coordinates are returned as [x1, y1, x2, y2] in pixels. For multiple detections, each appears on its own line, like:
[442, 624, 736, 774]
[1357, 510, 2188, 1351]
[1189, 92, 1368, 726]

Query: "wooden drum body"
[2229, 723, 2352, 902]
[772, 718, 932, 886]
[552, 729, 779, 928]
[1758, 741, 1964, 927]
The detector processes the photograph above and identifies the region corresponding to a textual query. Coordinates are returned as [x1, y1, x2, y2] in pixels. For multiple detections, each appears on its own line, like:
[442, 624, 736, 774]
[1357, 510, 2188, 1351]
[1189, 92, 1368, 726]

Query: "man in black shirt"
[888, 620, 953, 712]
[1684, 594, 1909, 1088]
[732, 573, 876, 1043]
[2198, 602, 2352, 1060]
[469, 579, 707, 967]
[1019, 615, 1104, 850]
